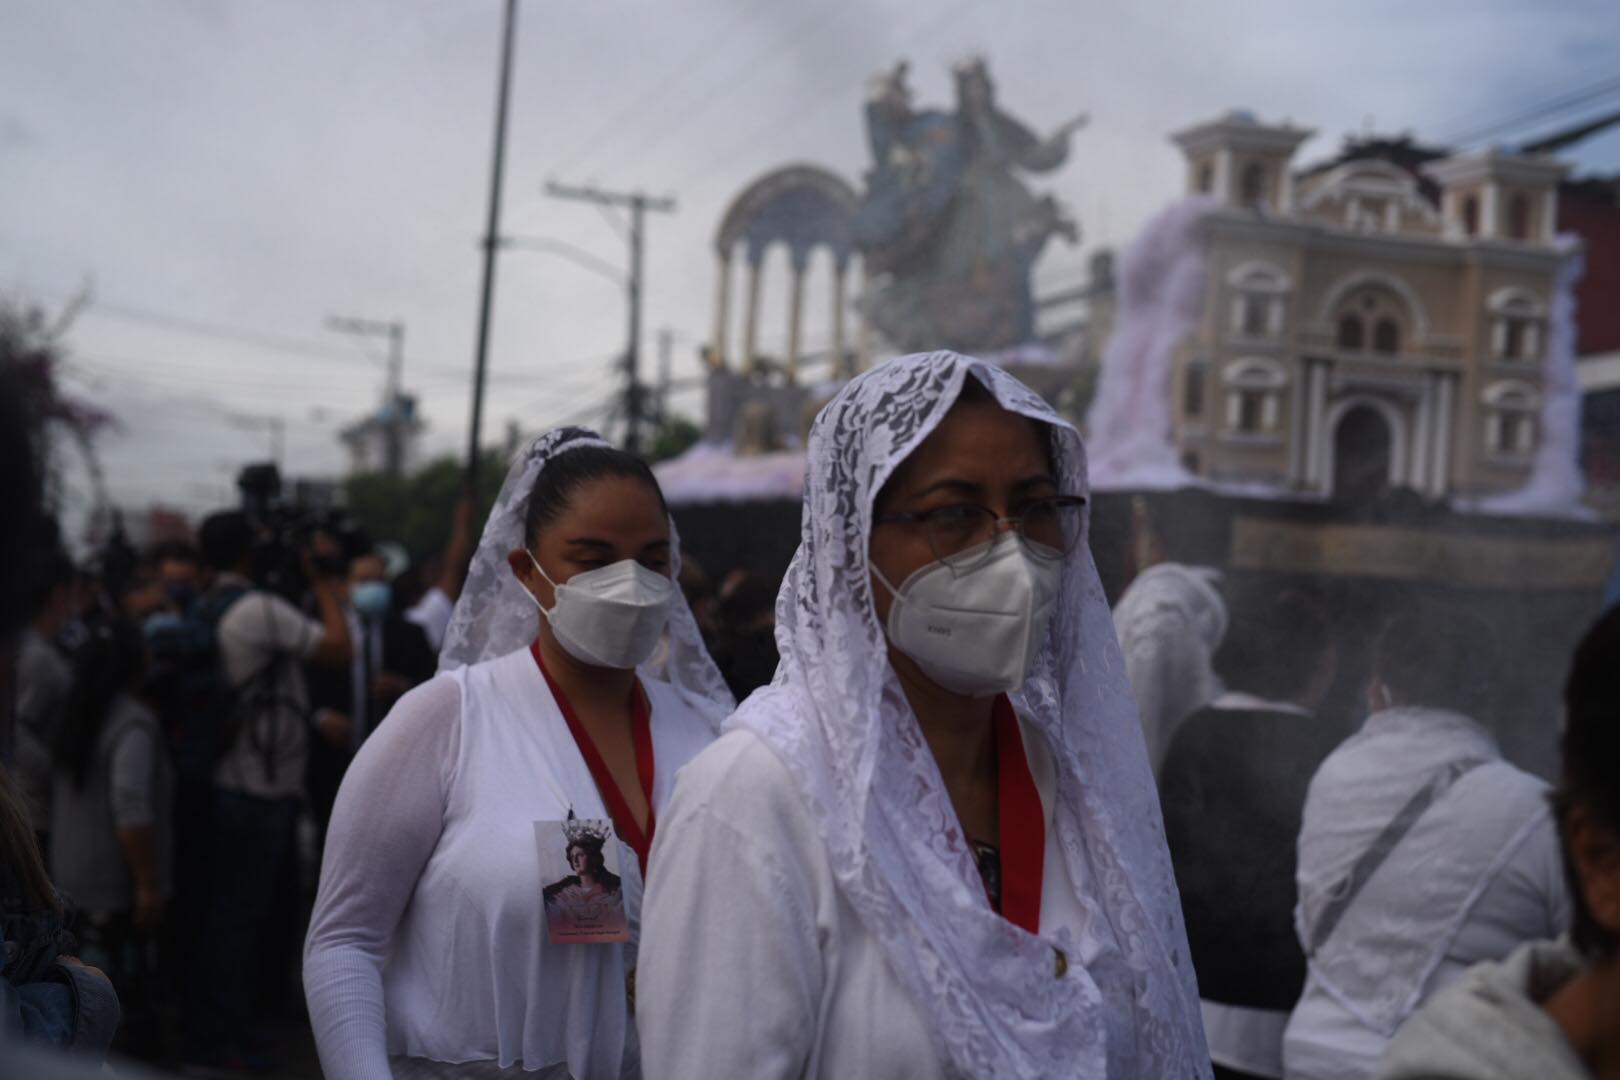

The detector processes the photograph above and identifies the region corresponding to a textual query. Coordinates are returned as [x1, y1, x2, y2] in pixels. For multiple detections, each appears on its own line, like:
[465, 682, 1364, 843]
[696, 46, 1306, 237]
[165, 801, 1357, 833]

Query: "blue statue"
[854, 59, 1086, 353]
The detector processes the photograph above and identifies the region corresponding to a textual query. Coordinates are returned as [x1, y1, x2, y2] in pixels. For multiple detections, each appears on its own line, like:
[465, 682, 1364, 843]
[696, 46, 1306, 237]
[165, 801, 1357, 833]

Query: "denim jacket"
[0, 888, 120, 1055]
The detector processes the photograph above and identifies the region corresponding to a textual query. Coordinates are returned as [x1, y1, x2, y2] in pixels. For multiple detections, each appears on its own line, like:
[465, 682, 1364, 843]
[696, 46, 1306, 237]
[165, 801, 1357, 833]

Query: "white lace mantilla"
[729, 352, 1210, 1077]
[438, 426, 734, 719]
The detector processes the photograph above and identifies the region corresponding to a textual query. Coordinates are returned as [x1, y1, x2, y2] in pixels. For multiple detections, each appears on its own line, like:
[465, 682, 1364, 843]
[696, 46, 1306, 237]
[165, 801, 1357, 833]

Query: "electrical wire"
[673, 0, 982, 193]
[544, 0, 781, 177]
[1436, 72, 1620, 148]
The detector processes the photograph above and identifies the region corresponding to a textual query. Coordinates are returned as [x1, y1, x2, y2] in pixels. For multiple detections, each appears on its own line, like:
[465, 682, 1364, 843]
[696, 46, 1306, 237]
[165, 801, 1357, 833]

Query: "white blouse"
[303, 646, 717, 1080]
[636, 725, 1138, 1079]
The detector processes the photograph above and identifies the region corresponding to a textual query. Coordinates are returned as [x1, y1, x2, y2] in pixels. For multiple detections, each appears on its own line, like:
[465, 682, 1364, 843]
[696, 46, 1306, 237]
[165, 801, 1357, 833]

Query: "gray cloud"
[3, 0, 1617, 540]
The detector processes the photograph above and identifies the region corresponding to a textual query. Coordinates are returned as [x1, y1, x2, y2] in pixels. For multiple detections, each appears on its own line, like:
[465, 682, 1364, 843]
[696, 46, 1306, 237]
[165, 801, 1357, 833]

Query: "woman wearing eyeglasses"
[637, 352, 1209, 1078]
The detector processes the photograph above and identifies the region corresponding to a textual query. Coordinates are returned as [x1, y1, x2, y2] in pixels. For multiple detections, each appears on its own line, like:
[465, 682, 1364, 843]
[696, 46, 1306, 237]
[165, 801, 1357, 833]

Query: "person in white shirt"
[637, 352, 1209, 1079]
[1283, 605, 1570, 1080]
[404, 492, 477, 656]
[1377, 604, 1620, 1080]
[302, 428, 733, 1080]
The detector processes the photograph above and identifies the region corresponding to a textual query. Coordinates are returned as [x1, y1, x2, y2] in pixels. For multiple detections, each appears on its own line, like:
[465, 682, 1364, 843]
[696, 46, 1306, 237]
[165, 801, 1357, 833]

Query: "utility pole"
[544, 180, 675, 456]
[657, 327, 674, 430]
[327, 315, 407, 476]
[465, 0, 519, 493]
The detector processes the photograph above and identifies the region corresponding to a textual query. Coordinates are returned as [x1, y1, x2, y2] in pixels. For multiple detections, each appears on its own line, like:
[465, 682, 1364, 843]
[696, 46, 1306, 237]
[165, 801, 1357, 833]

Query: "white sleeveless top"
[304, 646, 719, 1080]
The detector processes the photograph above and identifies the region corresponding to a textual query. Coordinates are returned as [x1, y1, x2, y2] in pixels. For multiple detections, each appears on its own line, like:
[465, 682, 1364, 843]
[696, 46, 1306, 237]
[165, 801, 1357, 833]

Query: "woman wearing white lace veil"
[638, 353, 1208, 1078]
[304, 427, 733, 1080]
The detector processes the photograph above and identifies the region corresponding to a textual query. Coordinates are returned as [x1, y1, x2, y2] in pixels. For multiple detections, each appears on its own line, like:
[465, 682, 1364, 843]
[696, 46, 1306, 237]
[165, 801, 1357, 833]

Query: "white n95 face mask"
[873, 538, 1063, 697]
[525, 552, 675, 670]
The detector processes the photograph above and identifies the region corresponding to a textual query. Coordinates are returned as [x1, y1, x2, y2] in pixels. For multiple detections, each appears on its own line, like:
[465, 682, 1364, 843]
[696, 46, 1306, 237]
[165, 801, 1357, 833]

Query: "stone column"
[1541, 187, 1559, 243]
[1288, 359, 1314, 484]
[785, 257, 806, 385]
[831, 260, 849, 379]
[741, 254, 763, 379]
[856, 258, 873, 372]
[1214, 147, 1234, 205]
[1482, 182, 1501, 240]
[1304, 359, 1330, 489]
[709, 248, 731, 370]
[1431, 373, 1456, 495]
[1411, 372, 1435, 491]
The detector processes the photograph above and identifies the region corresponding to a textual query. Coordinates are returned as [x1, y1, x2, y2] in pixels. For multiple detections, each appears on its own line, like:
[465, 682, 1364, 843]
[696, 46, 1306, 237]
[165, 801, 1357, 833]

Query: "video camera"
[236, 463, 369, 602]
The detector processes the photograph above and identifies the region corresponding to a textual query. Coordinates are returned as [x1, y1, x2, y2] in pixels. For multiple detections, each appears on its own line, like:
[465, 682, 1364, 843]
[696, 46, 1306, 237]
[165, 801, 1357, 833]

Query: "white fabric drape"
[725, 351, 1209, 1077]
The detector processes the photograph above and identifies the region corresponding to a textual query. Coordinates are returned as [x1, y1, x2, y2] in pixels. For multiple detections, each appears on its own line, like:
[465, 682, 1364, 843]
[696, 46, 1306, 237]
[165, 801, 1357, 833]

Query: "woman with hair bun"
[304, 428, 733, 1080]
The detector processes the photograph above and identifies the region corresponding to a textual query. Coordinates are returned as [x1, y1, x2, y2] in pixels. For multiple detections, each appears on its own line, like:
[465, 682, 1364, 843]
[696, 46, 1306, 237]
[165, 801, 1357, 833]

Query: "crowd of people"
[0, 349, 1615, 1079]
[2, 490, 479, 1070]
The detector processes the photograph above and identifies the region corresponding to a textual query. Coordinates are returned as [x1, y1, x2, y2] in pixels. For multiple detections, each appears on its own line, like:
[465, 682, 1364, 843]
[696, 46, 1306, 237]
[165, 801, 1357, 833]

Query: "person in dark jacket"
[1159, 589, 1341, 1080]
[306, 548, 436, 840]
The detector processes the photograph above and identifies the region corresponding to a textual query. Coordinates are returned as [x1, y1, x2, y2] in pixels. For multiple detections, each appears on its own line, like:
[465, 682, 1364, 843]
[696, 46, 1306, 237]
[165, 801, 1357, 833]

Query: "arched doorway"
[1333, 405, 1393, 504]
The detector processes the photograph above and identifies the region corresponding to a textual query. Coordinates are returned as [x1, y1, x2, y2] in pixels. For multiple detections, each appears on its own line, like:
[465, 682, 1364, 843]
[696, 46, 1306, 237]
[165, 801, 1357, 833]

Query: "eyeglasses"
[874, 495, 1086, 572]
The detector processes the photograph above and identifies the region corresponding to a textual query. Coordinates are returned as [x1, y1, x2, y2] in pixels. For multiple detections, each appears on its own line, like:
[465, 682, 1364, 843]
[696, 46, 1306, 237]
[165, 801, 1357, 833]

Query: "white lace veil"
[437, 427, 734, 721]
[729, 352, 1209, 1077]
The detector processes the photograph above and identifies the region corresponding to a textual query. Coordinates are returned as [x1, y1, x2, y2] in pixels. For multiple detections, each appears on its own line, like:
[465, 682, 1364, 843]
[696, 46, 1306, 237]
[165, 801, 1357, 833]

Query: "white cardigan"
[303, 646, 716, 1080]
[1283, 708, 1569, 1080]
[636, 725, 1141, 1079]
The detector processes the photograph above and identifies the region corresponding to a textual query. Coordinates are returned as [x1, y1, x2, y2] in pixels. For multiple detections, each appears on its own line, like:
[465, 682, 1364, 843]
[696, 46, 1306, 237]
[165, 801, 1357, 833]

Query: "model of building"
[1169, 110, 1572, 500]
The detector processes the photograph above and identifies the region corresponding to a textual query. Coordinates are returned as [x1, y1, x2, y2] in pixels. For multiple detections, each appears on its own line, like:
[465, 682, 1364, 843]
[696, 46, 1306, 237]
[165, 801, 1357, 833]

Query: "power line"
[544, 1, 780, 176]
[79, 300, 376, 367]
[575, 4, 858, 181]
[673, 0, 981, 192]
[1436, 72, 1620, 147]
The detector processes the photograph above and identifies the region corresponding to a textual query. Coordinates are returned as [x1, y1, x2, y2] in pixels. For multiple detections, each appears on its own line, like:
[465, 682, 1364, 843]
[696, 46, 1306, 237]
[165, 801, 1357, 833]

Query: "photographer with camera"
[186, 509, 351, 1073]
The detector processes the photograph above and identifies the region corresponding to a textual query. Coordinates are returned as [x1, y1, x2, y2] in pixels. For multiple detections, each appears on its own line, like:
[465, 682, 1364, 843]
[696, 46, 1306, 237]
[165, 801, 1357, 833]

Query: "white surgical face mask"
[873, 537, 1063, 697]
[525, 552, 674, 670]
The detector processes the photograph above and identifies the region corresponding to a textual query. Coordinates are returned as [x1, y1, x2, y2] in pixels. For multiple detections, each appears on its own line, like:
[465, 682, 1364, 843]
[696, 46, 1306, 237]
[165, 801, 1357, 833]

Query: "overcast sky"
[4, 0, 1619, 535]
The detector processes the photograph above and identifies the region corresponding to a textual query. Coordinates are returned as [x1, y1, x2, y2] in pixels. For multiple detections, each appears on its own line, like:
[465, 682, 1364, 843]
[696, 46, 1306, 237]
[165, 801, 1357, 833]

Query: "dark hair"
[198, 511, 256, 572]
[51, 618, 146, 790]
[1216, 589, 1332, 705]
[24, 547, 75, 621]
[544, 836, 623, 899]
[1371, 603, 1498, 720]
[151, 540, 201, 567]
[523, 444, 668, 549]
[1559, 606, 1620, 958]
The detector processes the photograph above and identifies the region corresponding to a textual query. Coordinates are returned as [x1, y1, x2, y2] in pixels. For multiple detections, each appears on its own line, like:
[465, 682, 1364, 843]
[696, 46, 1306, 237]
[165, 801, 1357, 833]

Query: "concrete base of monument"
[668, 469, 1615, 784]
[1089, 485, 1617, 781]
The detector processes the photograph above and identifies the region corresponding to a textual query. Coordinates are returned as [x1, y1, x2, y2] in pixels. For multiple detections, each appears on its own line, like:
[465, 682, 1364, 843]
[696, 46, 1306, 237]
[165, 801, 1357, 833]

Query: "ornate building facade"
[1170, 111, 1571, 500]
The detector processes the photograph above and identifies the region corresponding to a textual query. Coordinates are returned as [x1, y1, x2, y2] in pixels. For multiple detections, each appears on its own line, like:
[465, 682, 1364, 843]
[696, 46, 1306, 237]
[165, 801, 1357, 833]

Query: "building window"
[1197, 163, 1214, 194]
[1373, 318, 1401, 355]
[1334, 285, 1411, 356]
[1488, 290, 1546, 362]
[1224, 358, 1287, 435]
[1240, 295, 1269, 336]
[1184, 363, 1206, 418]
[1241, 162, 1266, 207]
[1462, 195, 1479, 236]
[1483, 381, 1539, 457]
[1337, 314, 1364, 350]
[1227, 263, 1289, 340]
[1508, 193, 1531, 241]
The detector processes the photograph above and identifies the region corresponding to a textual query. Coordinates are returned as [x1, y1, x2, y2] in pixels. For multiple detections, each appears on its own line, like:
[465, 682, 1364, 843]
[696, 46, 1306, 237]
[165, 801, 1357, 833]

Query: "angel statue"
[854, 58, 1086, 353]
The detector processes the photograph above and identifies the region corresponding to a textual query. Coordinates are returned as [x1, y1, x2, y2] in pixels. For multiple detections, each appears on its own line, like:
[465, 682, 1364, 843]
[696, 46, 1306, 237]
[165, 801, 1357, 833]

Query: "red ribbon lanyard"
[531, 642, 657, 878]
[994, 695, 1045, 935]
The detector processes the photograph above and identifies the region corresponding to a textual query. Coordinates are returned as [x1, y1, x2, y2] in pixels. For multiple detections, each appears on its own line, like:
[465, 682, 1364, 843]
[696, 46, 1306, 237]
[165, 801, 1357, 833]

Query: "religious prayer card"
[536, 818, 630, 945]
